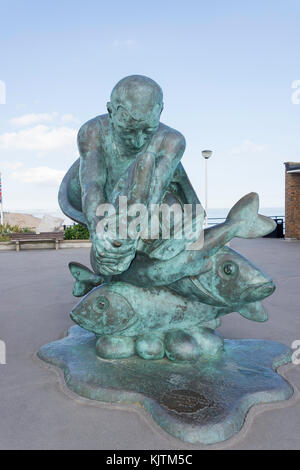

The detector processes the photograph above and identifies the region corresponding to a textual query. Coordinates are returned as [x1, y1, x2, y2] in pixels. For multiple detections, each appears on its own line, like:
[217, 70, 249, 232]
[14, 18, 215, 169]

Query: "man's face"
[110, 105, 160, 152]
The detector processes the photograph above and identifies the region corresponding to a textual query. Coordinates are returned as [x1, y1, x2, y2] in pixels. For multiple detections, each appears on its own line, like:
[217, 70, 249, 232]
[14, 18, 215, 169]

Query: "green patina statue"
[59, 75, 276, 361]
[38, 75, 293, 445]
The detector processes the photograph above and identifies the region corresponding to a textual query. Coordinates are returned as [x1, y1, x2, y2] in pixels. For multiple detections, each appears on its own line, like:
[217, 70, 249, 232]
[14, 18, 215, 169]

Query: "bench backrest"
[11, 232, 64, 241]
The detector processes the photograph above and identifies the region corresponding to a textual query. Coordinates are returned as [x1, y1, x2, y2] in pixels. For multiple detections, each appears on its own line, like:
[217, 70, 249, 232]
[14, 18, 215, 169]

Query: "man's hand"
[92, 232, 137, 276]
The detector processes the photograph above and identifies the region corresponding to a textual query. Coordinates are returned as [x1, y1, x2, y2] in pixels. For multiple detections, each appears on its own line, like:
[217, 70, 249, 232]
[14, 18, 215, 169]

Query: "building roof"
[284, 162, 300, 173]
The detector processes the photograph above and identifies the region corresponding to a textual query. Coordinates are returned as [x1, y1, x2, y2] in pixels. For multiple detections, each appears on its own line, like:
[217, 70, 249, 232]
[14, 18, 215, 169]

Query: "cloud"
[10, 112, 58, 127]
[0, 160, 23, 170]
[11, 166, 65, 185]
[230, 140, 267, 155]
[61, 114, 79, 124]
[0, 125, 77, 151]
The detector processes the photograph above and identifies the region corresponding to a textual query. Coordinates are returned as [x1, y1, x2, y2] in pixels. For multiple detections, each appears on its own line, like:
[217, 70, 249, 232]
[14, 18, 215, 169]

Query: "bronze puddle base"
[38, 325, 293, 445]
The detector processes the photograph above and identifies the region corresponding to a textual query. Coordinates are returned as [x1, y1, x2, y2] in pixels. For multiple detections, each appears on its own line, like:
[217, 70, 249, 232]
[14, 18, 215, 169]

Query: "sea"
[206, 207, 284, 226]
[6, 207, 285, 227]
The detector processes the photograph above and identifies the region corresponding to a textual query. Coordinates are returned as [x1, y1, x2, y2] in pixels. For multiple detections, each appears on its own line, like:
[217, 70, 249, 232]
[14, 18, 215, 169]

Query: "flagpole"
[0, 171, 3, 225]
[201, 150, 213, 227]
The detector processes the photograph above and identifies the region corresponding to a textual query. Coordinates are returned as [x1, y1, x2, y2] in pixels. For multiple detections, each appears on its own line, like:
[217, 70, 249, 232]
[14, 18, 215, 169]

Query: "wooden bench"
[10, 232, 64, 251]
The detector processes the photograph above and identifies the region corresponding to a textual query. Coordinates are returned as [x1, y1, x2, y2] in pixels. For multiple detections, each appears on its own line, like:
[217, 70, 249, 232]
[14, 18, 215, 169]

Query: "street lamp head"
[202, 150, 213, 160]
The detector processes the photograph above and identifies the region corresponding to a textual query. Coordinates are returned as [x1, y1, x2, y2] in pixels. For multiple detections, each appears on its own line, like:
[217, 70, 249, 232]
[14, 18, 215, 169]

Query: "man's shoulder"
[155, 123, 186, 152]
[77, 114, 109, 148]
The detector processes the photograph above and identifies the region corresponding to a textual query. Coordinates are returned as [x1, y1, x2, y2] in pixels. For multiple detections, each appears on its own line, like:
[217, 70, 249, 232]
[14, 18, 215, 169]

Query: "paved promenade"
[0, 238, 299, 449]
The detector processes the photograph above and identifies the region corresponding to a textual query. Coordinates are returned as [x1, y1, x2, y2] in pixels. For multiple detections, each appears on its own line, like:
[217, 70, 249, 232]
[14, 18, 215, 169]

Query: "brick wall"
[285, 162, 300, 239]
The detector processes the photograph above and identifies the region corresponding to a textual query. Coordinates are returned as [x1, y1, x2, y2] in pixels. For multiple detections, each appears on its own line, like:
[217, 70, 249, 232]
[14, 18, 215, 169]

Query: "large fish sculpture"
[68, 192, 276, 361]
[70, 246, 274, 337]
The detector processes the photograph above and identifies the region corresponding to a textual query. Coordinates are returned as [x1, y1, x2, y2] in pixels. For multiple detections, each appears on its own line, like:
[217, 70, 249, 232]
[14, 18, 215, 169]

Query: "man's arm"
[150, 130, 186, 204]
[78, 119, 107, 236]
[172, 162, 202, 206]
[78, 118, 137, 276]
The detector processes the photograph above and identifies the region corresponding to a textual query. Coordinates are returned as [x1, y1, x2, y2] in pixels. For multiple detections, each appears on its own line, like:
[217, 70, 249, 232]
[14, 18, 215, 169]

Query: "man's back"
[77, 113, 186, 203]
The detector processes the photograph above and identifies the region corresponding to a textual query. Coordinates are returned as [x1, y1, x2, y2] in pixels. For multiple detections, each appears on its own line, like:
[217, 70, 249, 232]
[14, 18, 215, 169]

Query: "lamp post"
[0, 171, 3, 226]
[202, 150, 213, 227]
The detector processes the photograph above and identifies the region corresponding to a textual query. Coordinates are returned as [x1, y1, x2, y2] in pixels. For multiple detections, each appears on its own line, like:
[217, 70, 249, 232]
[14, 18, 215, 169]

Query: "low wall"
[0, 240, 91, 251]
[60, 240, 91, 249]
[0, 242, 15, 251]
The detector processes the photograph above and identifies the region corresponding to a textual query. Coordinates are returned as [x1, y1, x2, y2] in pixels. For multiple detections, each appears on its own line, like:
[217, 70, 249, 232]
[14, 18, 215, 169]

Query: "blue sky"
[0, 0, 299, 214]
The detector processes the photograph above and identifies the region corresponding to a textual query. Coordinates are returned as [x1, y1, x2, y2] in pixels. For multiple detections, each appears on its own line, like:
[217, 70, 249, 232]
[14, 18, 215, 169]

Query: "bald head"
[109, 75, 163, 122]
[107, 75, 163, 152]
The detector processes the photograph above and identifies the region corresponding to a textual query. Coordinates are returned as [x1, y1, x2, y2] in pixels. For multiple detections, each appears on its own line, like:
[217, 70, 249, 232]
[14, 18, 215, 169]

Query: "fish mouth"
[241, 281, 275, 302]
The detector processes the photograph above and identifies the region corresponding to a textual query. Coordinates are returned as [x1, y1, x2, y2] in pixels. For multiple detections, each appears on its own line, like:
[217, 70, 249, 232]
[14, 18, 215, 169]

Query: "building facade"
[285, 162, 300, 240]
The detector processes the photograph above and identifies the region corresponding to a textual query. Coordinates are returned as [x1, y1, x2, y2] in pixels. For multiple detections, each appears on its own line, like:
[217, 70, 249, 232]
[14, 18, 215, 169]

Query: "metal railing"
[64, 216, 286, 235]
[207, 216, 285, 236]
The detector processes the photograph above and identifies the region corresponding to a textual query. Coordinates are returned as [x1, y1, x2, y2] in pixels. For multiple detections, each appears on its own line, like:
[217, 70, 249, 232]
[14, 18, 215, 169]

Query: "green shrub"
[64, 224, 90, 240]
[0, 224, 34, 239]
[0, 235, 10, 241]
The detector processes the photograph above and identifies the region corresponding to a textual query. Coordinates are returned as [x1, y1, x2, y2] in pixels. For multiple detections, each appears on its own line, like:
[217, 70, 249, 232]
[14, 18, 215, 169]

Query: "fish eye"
[218, 261, 239, 279]
[93, 296, 109, 314]
[224, 263, 233, 275]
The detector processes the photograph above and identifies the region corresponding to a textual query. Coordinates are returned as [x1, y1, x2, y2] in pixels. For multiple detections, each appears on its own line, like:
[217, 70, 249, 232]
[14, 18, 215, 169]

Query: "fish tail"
[226, 192, 276, 238]
[69, 262, 103, 297]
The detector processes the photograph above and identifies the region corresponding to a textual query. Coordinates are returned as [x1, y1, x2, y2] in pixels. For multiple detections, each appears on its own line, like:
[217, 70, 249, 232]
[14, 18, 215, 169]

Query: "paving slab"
[0, 239, 299, 449]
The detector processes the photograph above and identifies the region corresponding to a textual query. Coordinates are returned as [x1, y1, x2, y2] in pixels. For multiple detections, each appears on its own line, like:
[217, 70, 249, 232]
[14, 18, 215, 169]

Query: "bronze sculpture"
[38, 75, 293, 444]
[58, 75, 276, 360]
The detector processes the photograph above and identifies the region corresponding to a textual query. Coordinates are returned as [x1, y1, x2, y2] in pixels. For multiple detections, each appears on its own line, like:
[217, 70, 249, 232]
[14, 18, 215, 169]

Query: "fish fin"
[227, 192, 276, 238]
[69, 262, 103, 297]
[73, 280, 92, 297]
[200, 318, 222, 330]
[69, 262, 100, 282]
[255, 214, 277, 237]
[238, 301, 268, 322]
